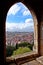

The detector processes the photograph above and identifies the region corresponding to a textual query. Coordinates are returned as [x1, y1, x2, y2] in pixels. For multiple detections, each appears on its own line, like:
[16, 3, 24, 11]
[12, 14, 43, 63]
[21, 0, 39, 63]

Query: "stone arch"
[6, 1, 38, 54]
[1, 0, 43, 64]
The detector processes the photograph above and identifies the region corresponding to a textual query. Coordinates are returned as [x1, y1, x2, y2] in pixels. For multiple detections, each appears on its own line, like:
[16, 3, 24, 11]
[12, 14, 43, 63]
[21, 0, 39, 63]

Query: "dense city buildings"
[6, 32, 34, 46]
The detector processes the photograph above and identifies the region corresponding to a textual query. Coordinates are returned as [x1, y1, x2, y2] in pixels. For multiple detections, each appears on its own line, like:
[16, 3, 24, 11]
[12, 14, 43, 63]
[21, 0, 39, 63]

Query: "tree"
[16, 43, 19, 49]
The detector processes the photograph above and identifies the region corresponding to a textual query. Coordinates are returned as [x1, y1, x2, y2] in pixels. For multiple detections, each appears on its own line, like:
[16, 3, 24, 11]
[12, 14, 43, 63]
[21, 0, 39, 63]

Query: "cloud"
[6, 2, 34, 32]
[23, 10, 31, 16]
[7, 4, 20, 15]
[7, 2, 31, 17]
[25, 19, 33, 23]
[6, 18, 34, 32]
[20, 3, 31, 16]
[21, 4, 31, 16]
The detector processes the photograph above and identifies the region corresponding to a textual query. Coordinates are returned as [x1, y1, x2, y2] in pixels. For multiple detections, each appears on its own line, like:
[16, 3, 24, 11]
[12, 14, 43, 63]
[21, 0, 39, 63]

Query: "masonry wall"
[0, 0, 43, 64]
[40, 13, 43, 55]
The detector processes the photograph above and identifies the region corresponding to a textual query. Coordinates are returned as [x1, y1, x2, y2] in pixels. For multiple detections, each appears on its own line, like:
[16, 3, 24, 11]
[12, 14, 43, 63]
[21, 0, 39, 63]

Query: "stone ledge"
[36, 56, 43, 65]
[6, 51, 37, 61]
[6, 51, 38, 65]
[21, 60, 43, 65]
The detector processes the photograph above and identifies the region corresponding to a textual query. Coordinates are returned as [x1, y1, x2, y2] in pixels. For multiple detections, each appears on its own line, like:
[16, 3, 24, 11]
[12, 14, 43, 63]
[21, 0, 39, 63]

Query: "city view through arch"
[6, 2, 34, 57]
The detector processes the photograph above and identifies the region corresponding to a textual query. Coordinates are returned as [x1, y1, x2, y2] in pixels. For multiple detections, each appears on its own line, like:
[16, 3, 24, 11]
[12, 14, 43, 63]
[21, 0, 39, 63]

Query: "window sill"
[6, 51, 39, 64]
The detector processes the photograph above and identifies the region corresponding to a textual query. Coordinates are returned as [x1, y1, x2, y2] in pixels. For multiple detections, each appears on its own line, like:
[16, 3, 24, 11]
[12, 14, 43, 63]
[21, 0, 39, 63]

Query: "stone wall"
[40, 21, 43, 55]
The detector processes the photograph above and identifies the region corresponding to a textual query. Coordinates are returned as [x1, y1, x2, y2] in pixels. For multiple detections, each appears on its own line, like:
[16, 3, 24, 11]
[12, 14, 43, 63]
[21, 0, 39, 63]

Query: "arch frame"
[5, 1, 39, 64]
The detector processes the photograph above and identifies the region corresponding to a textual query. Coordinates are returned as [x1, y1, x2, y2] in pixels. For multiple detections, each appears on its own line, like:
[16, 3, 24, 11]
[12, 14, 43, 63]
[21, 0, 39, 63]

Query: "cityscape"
[6, 32, 34, 46]
[6, 2, 34, 57]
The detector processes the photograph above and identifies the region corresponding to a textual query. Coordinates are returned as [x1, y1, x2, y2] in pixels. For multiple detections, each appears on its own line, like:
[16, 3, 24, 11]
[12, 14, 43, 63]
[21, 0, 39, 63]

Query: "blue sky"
[6, 2, 34, 32]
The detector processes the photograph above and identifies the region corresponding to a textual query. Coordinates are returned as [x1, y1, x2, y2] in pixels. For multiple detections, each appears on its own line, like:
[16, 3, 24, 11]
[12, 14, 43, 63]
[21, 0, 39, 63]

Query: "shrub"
[18, 42, 29, 47]
[6, 45, 16, 57]
[12, 47, 31, 56]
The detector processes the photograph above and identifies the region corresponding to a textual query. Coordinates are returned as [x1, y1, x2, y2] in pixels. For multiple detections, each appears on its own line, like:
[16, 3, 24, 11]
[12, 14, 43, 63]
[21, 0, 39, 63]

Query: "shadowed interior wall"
[39, 11, 43, 55]
[0, 0, 43, 64]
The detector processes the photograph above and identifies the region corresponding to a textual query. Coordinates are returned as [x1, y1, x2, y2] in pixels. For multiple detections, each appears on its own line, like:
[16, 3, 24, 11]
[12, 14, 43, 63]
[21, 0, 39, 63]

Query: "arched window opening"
[6, 2, 38, 57]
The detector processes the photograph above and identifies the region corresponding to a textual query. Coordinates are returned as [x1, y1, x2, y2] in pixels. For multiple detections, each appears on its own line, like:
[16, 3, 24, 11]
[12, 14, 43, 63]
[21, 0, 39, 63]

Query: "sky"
[6, 2, 34, 32]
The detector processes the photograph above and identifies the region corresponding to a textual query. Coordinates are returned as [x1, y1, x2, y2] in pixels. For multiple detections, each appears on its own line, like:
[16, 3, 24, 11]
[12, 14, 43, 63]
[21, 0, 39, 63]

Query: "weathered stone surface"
[36, 56, 43, 65]
[21, 60, 43, 65]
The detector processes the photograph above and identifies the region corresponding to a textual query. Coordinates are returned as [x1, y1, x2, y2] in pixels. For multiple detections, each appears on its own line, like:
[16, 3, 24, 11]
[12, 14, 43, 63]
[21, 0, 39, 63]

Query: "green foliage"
[18, 42, 29, 47]
[6, 42, 34, 57]
[16, 43, 19, 49]
[27, 43, 34, 50]
[18, 42, 34, 50]
[12, 47, 31, 56]
[6, 45, 16, 57]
